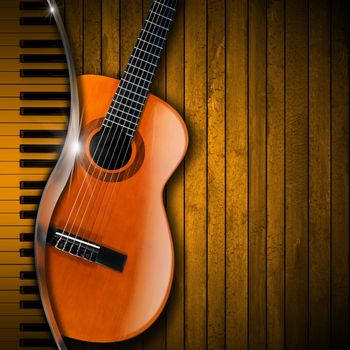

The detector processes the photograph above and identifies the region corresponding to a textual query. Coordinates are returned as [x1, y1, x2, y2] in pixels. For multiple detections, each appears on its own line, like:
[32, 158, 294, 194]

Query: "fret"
[145, 19, 170, 32]
[142, 28, 166, 41]
[138, 37, 163, 50]
[107, 110, 139, 125]
[124, 71, 153, 84]
[125, 67, 154, 82]
[117, 86, 148, 100]
[106, 114, 138, 126]
[119, 79, 150, 93]
[110, 101, 141, 115]
[113, 94, 145, 107]
[105, 112, 138, 129]
[153, 1, 176, 12]
[126, 63, 155, 77]
[102, 122, 134, 137]
[134, 46, 161, 59]
[109, 108, 140, 122]
[103, 118, 136, 132]
[149, 9, 173, 22]
[130, 54, 157, 67]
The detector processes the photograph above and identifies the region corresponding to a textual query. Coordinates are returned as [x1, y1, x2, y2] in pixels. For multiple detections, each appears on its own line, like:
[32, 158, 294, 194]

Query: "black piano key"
[20, 338, 55, 347]
[20, 107, 69, 116]
[20, 92, 70, 100]
[20, 40, 63, 48]
[20, 181, 46, 189]
[20, 211, 37, 219]
[20, 271, 37, 280]
[20, 54, 66, 63]
[20, 17, 55, 26]
[20, 130, 66, 138]
[20, 160, 57, 168]
[20, 248, 34, 257]
[20, 144, 62, 153]
[20, 323, 50, 332]
[20, 301, 42, 309]
[20, 1, 48, 10]
[20, 233, 34, 242]
[20, 69, 69, 77]
[20, 286, 39, 295]
[20, 196, 41, 204]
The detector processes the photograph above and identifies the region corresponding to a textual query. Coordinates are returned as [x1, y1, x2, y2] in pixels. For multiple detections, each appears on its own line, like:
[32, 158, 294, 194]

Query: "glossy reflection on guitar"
[39, 0, 188, 343]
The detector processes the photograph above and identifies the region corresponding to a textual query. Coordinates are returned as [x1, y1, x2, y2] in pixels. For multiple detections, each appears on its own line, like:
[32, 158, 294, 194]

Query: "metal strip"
[35, 1, 81, 350]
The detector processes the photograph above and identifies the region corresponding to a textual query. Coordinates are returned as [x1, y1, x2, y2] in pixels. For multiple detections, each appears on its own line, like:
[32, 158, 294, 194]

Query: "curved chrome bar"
[35, 1, 81, 349]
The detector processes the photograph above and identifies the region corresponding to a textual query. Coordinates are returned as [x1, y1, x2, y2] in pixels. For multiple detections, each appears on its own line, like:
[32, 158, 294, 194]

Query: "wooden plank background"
[59, 0, 349, 349]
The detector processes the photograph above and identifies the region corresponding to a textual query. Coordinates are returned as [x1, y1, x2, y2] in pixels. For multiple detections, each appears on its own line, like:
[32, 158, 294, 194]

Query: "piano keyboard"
[0, 1, 68, 349]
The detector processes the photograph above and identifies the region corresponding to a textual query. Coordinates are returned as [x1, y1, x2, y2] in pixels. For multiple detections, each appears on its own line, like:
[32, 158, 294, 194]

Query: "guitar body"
[45, 75, 188, 342]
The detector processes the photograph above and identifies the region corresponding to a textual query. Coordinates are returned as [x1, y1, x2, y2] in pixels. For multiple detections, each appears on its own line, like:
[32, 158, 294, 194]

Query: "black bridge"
[47, 227, 127, 272]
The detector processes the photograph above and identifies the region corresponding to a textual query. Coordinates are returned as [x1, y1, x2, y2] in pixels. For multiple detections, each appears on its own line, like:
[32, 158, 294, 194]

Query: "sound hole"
[89, 128, 132, 170]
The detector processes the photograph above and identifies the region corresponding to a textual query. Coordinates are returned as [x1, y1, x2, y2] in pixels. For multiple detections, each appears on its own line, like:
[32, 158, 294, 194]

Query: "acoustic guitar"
[36, 0, 187, 344]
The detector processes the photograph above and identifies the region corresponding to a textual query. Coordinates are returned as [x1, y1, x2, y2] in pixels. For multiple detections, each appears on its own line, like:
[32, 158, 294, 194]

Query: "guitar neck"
[103, 0, 177, 137]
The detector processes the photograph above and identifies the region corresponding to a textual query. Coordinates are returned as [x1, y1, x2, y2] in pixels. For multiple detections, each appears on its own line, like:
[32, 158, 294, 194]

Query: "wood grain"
[267, 0, 285, 349]
[184, 0, 207, 349]
[248, 0, 267, 349]
[225, 0, 249, 349]
[207, 0, 226, 349]
[102, 0, 120, 78]
[285, 0, 309, 348]
[331, 1, 349, 349]
[309, 0, 331, 349]
[83, 0, 102, 74]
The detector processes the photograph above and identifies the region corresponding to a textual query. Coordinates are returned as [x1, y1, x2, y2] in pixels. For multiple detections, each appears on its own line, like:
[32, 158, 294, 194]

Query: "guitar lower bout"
[44, 74, 188, 342]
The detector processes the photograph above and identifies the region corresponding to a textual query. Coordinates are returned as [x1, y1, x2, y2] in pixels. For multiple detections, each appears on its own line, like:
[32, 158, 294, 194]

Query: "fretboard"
[102, 0, 177, 138]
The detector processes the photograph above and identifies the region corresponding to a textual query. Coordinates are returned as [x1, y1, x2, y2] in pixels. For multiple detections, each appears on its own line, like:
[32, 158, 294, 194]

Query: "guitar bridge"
[47, 227, 127, 272]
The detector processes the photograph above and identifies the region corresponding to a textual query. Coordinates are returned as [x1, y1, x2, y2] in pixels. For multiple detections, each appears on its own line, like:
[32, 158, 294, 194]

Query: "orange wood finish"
[45, 75, 188, 343]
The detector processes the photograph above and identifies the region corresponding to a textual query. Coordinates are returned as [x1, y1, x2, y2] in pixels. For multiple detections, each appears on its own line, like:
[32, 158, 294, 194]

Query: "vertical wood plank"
[184, 0, 207, 348]
[65, 0, 83, 74]
[248, 0, 267, 349]
[285, 0, 308, 349]
[166, 0, 185, 349]
[266, 0, 285, 349]
[142, 317, 166, 350]
[207, 0, 226, 349]
[120, 0, 142, 70]
[225, 0, 248, 349]
[309, 0, 331, 349]
[83, 0, 102, 74]
[102, 0, 120, 78]
[331, 0, 349, 349]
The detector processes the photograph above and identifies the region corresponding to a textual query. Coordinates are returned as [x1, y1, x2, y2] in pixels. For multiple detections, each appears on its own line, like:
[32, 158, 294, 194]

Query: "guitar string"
[60, 0, 163, 252]
[56, 2, 163, 250]
[74, 0, 175, 252]
[60, 0, 173, 255]
[57, 0, 165, 251]
[79, 1, 176, 253]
